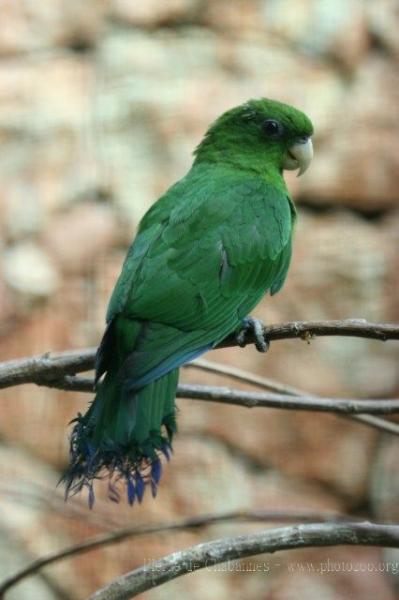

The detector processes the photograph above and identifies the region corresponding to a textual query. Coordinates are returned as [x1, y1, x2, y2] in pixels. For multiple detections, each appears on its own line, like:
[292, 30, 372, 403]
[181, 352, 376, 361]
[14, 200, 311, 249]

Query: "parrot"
[63, 98, 314, 506]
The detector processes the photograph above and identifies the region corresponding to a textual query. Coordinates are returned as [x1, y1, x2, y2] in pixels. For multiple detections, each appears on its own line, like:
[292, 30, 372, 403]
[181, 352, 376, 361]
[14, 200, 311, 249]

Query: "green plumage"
[63, 98, 313, 505]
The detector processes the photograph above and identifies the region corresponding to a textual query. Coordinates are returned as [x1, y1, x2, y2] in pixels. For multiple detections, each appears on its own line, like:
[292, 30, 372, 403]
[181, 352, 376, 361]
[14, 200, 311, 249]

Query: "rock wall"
[0, 2, 398, 599]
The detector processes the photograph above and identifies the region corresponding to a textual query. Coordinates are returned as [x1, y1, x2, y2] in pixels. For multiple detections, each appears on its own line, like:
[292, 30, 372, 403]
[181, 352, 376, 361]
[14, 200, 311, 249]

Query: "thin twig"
[178, 384, 399, 414]
[88, 522, 399, 600]
[0, 347, 96, 390]
[0, 509, 352, 597]
[186, 358, 305, 395]
[220, 319, 399, 346]
[2, 372, 399, 417]
[16, 374, 399, 418]
[0, 319, 398, 390]
[37, 375, 94, 393]
[0, 319, 398, 441]
[186, 359, 399, 436]
[352, 414, 399, 435]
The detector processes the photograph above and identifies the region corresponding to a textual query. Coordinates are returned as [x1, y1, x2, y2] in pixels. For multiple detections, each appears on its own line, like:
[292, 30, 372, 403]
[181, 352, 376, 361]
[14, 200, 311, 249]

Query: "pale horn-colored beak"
[283, 137, 313, 176]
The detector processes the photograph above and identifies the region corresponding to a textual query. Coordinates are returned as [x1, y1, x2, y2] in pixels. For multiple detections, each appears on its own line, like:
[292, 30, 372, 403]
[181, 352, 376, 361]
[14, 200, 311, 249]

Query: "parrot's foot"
[236, 317, 270, 353]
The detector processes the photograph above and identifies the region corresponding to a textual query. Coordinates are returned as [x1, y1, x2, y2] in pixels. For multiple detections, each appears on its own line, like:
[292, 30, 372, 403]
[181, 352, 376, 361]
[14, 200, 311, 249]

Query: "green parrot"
[63, 98, 313, 506]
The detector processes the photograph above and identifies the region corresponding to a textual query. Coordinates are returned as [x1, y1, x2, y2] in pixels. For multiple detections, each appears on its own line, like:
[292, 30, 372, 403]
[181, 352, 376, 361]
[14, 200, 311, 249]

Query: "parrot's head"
[194, 98, 314, 177]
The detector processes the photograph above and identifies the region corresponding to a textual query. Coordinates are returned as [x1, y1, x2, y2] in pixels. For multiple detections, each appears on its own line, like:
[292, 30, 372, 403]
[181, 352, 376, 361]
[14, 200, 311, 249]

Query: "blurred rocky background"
[0, 1, 399, 598]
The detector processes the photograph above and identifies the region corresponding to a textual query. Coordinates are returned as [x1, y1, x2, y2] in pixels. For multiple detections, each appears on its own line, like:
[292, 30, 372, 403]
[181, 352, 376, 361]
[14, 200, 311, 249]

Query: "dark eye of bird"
[262, 119, 284, 138]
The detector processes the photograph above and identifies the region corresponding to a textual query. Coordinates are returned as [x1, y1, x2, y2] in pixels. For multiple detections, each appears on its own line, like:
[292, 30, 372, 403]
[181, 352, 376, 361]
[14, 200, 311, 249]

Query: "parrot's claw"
[236, 317, 270, 353]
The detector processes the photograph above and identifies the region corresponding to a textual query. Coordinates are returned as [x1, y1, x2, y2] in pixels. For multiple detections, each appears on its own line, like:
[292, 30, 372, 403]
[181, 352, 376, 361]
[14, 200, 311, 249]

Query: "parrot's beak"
[283, 137, 313, 176]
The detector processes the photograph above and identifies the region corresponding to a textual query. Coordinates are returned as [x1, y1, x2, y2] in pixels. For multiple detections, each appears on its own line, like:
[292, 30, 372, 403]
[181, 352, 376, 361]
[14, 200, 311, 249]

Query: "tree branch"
[0, 347, 96, 390]
[186, 357, 307, 395]
[0, 509, 352, 598]
[219, 319, 399, 345]
[0, 321, 398, 433]
[186, 359, 399, 435]
[178, 384, 399, 414]
[351, 413, 399, 435]
[1, 320, 398, 597]
[88, 522, 399, 600]
[2, 370, 399, 418]
[1, 320, 398, 390]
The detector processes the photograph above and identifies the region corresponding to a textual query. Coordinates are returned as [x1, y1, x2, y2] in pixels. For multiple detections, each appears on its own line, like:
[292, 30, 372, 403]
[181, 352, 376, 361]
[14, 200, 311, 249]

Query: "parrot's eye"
[262, 119, 284, 138]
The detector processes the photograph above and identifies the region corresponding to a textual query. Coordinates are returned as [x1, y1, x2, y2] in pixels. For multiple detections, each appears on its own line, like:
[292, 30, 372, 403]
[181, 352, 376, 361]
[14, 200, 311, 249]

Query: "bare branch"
[186, 359, 399, 436]
[0, 320, 398, 437]
[1, 320, 398, 390]
[178, 384, 399, 415]
[0, 509, 353, 597]
[352, 414, 399, 435]
[0, 320, 398, 597]
[3, 371, 399, 418]
[219, 319, 399, 346]
[37, 375, 94, 393]
[0, 334, 399, 432]
[88, 522, 399, 600]
[186, 358, 306, 395]
[0, 347, 96, 390]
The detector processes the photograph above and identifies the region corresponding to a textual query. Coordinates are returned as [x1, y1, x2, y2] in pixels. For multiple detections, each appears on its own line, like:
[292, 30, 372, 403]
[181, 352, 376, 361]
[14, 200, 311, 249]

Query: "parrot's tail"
[61, 366, 178, 507]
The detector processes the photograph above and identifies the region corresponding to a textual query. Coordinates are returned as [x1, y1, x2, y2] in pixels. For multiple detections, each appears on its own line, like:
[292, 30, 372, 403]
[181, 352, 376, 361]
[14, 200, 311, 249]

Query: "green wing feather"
[107, 163, 294, 382]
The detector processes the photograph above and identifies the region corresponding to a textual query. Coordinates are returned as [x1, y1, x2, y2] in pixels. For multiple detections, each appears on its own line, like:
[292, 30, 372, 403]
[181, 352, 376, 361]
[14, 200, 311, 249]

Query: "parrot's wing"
[99, 165, 294, 388]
